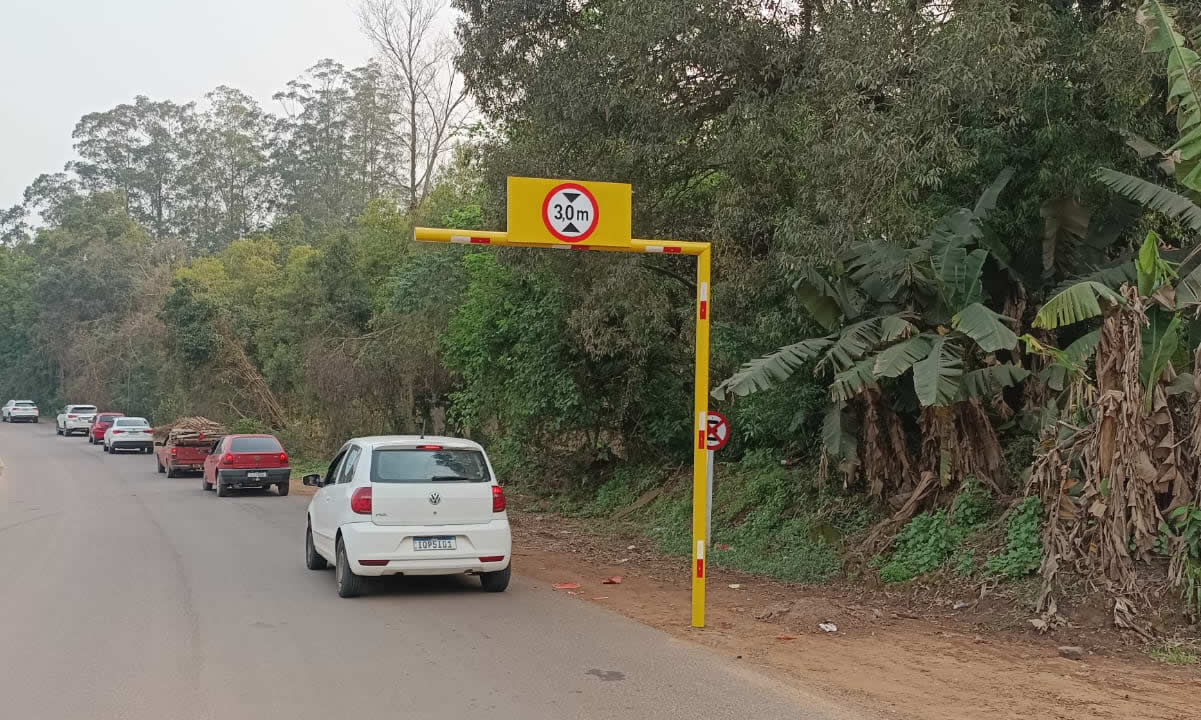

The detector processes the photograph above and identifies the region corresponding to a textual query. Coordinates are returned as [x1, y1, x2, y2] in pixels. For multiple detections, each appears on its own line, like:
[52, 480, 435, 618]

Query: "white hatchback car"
[304, 436, 512, 598]
[57, 404, 98, 436]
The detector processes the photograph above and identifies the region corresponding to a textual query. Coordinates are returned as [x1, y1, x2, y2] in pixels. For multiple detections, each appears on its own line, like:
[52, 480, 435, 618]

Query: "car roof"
[68, 403, 96, 408]
[97, 412, 125, 417]
[350, 435, 484, 451]
[10, 400, 34, 404]
[225, 433, 280, 439]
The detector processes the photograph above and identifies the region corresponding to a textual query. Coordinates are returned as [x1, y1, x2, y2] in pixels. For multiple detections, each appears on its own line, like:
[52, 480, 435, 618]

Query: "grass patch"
[1149, 644, 1199, 666]
[643, 451, 865, 583]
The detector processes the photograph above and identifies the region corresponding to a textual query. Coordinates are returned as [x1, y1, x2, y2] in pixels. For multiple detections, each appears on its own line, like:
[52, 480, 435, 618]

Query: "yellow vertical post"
[691, 247, 711, 628]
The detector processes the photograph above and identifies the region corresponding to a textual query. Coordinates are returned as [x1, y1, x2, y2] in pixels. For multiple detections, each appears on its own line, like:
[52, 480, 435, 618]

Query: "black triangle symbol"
[562, 222, 580, 234]
[563, 192, 581, 203]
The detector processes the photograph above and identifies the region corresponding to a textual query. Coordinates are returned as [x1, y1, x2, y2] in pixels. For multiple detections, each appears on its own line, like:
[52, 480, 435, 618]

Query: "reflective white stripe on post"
[699, 282, 709, 301]
[450, 235, 471, 244]
[645, 245, 664, 253]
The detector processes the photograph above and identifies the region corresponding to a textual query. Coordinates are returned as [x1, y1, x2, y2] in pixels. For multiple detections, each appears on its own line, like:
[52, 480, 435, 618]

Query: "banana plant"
[714, 170, 1027, 479]
[1031, 231, 1201, 412]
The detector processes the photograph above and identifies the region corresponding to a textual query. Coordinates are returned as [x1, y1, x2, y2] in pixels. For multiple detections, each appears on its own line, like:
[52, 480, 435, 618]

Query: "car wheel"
[87, 435, 93, 444]
[480, 562, 512, 593]
[202, 475, 212, 491]
[305, 525, 327, 570]
[55, 425, 62, 436]
[156, 456, 165, 473]
[166, 464, 178, 479]
[277, 481, 290, 497]
[216, 480, 228, 497]
[103, 443, 110, 453]
[335, 538, 366, 598]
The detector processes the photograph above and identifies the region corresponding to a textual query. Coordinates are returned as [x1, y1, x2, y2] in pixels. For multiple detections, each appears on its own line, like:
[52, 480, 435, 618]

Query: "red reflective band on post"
[696, 559, 705, 578]
[699, 301, 708, 320]
[470, 237, 491, 244]
[697, 430, 706, 449]
[570, 245, 589, 251]
[663, 246, 682, 254]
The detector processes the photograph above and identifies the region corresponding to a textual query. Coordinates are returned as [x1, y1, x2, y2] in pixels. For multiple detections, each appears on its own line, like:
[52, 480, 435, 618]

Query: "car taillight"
[279, 452, 288, 464]
[170, 447, 177, 456]
[223, 453, 235, 465]
[492, 485, 506, 512]
[351, 487, 372, 515]
[417, 444, 443, 450]
[67, 414, 76, 419]
[112, 430, 123, 435]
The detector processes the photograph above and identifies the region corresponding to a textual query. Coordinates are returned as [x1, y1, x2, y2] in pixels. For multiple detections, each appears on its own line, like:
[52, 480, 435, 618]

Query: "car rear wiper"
[430, 475, 473, 482]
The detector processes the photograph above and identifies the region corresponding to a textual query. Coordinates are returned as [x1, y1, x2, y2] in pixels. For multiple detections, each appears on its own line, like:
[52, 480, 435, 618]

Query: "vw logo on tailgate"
[428, 492, 441, 505]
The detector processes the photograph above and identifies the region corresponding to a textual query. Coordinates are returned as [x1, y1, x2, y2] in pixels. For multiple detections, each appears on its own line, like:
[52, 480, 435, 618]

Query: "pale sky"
[0, 0, 378, 209]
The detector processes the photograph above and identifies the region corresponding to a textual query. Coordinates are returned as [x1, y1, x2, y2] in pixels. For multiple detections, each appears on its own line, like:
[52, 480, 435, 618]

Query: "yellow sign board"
[507, 176, 632, 248]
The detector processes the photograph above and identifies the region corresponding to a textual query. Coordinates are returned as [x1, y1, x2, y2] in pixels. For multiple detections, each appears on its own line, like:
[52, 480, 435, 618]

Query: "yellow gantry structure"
[415, 177, 714, 627]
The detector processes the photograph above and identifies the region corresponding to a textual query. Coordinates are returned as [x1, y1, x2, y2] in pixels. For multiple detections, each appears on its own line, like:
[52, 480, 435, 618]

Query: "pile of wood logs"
[153, 416, 226, 445]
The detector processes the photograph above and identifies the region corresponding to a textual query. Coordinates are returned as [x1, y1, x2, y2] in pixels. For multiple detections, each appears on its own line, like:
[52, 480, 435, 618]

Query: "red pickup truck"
[155, 436, 216, 478]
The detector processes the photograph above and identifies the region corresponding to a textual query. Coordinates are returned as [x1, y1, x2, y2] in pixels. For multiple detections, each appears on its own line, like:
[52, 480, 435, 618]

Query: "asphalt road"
[0, 421, 859, 720]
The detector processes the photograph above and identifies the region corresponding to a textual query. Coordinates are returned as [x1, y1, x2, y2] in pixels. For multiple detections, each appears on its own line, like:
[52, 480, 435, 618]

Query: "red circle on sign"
[542, 182, 599, 243]
[706, 411, 730, 451]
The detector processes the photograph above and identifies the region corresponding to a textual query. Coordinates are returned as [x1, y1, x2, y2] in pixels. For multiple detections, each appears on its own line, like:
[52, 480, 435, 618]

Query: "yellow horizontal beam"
[413, 227, 709, 255]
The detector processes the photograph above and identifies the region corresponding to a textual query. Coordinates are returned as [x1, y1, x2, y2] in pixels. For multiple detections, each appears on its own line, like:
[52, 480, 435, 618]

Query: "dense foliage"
[7, 0, 1201, 615]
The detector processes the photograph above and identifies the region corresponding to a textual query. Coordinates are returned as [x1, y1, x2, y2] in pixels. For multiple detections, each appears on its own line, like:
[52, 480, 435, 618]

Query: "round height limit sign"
[542, 183, 599, 242]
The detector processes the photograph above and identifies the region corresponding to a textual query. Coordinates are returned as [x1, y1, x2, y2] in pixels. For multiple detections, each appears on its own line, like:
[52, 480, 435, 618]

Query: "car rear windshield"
[97, 414, 121, 422]
[114, 418, 148, 427]
[15, 402, 35, 407]
[72, 406, 97, 414]
[229, 436, 283, 452]
[370, 448, 491, 483]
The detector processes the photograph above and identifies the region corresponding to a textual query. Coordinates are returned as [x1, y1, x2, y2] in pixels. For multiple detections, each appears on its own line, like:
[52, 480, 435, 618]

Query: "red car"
[88, 412, 125, 445]
[202, 434, 291, 497]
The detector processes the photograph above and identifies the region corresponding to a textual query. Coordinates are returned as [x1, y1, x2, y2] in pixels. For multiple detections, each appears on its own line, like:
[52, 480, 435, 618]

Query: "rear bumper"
[8, 414, 38, 422]
[339, 518, 512, 577]
[217, 468, 290, 489]
[63, 420, 92, 432]
[111, 440, 153, 451]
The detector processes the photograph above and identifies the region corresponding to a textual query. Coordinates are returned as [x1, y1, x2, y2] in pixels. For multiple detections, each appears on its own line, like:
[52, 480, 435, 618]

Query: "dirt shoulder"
[509, 505, 1201, 720]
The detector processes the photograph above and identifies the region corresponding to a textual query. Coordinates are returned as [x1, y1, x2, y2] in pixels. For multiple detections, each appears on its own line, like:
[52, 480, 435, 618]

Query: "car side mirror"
[303, 473, 322, 487]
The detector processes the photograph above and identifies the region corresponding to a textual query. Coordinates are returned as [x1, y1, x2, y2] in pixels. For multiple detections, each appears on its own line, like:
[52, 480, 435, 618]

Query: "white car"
[304, 435, 512, 598]
[104, 417, 153, 454]
[2, 400, 39, 423]
[57, 404, 98, 436]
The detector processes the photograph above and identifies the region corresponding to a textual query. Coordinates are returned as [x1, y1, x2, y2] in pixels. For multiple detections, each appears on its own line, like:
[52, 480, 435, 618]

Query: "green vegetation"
[878, 481, 993, 584]
[986, 498, 1044, 580]
[7, 0, 1201, 615]
[1149, 644, 1200, 666]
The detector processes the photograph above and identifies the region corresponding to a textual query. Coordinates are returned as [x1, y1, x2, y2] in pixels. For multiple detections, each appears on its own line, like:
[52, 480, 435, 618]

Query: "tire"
[277, 481, 290, 497]
[202, 474, 212, 492]
[216, 480, 228, 497]
[103, 443, 110, 453]
[480, 562, 512, 593]
[305, 525, 327, 570]
[87, 435, 93, 444]
[56, 425, 62, 436]
[335, 538, 366, 598]
[166, 463, 178, 479]
[156, 456, 165, 474]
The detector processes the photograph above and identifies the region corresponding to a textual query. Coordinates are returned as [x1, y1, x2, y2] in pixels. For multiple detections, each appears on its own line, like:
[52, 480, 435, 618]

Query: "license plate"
[247, 471, 267, 478]
[414, 537, 455, 551]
